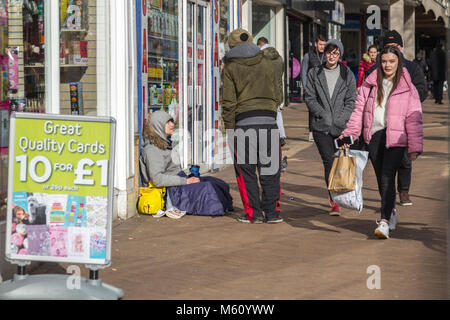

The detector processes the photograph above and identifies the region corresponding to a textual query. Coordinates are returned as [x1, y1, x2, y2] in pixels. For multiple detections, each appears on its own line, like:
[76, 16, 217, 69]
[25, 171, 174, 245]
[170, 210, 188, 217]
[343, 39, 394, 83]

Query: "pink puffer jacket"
[342, 67, 423, 154]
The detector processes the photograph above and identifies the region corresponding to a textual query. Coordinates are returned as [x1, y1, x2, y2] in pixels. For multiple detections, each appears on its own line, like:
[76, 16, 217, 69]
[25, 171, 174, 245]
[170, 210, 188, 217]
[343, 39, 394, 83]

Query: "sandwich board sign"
[0, 113, 123, 300]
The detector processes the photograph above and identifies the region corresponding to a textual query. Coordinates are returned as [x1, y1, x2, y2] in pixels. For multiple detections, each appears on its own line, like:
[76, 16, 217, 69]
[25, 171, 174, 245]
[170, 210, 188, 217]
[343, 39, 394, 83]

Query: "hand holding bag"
[330, 149, 369, 213]
[328, 148, 356, 193]
[137, 180, 166, 215]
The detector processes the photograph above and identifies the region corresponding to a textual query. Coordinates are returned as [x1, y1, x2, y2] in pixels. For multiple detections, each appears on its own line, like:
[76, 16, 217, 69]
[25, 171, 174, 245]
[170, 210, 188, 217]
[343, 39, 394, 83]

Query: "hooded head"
[144, 110, 174, 150]
[228, 28, 253, 48]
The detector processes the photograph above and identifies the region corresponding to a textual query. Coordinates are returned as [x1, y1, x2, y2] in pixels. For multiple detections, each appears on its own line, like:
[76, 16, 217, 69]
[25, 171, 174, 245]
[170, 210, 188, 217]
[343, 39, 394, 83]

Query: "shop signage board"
[289, 0, 335, 11]
[5, 113, 116, 267]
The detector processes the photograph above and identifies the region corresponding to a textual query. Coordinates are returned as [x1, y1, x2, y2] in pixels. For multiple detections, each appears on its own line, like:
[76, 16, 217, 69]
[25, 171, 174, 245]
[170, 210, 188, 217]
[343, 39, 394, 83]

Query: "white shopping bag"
[330, 149, 369, 213]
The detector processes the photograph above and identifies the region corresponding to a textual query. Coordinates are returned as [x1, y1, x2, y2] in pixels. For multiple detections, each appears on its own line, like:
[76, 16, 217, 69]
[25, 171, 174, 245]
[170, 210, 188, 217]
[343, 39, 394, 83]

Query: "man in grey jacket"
[305, 39, 357, 216]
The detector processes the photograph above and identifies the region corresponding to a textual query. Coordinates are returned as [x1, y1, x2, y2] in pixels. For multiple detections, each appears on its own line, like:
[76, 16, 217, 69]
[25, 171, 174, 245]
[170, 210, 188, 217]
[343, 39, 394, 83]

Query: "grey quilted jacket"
[305, 62, 357, 137]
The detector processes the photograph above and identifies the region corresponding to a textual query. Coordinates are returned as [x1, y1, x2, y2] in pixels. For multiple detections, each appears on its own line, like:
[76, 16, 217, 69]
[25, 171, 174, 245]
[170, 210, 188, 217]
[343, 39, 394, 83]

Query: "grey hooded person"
[139, 110, 233, 217]
[139, 110, 188, 188]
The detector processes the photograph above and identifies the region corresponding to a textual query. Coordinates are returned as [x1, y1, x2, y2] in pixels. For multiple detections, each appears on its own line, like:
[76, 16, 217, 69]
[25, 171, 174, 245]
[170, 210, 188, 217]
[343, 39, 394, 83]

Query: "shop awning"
[288, 0, 336, 10]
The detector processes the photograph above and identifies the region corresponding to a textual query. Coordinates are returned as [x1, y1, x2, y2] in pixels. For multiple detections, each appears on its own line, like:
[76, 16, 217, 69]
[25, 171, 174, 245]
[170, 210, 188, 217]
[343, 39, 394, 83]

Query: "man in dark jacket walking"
[223, 29, 283, 224]
[305, 39, 357, 216]
[430, 43, 446, 104]
[366, 30, 427, 207]
[301, 34, 327, 142]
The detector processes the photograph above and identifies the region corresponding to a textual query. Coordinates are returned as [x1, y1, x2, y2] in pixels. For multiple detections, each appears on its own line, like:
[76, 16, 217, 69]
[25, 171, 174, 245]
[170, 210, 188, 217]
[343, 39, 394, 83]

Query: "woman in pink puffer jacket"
[339, 46, 423, 239]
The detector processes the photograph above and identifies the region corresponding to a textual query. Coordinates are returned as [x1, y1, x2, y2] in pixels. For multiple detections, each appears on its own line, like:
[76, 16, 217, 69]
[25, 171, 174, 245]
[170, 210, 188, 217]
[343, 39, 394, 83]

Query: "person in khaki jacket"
[222, 29, 283, 224]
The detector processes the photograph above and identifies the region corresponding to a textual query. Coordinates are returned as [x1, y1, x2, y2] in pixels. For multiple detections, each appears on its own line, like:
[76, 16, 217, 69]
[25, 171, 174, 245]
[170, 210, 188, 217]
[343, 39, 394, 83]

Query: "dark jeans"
[312, 131, 338, 189]
[433, 80, 444, 103]
[352, 135, 411, 193]
[397, 149, 411, 193]
[368, 130, 405, 221]
[233, 124, 282, 222]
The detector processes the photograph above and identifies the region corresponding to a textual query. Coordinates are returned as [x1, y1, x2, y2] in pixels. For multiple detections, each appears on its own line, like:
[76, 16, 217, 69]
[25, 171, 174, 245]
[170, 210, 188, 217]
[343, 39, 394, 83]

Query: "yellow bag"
[137, 180, 166, 215]
[328, 149, 356, 193]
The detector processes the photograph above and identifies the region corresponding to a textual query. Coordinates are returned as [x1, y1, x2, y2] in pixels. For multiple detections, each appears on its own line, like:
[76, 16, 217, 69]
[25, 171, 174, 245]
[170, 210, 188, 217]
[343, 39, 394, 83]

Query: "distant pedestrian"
[223, 29, 283, 224]
[414, 51, 428, 78]
[340, 46, 423, 239]
[305, 39, 357, 216]
[257, 37, 286, 147]
[301, 34, 327, 142]
[357, 45, 377, 91]
[430, 43, 446, 104]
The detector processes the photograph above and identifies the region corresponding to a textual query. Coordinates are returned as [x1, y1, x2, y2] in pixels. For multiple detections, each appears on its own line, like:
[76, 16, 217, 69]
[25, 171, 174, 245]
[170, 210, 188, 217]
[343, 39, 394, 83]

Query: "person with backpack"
[301, 34, 327, 142]
[339, 46, 423, 239]
[139, 110, 233, 218]
[365, 30, 427, 207]
[305, 39, 357, 216]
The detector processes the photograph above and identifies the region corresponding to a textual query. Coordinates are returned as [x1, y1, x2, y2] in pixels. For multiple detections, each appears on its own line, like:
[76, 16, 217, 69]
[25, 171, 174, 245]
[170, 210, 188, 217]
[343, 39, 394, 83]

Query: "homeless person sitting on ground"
[139, 110, 233, 219]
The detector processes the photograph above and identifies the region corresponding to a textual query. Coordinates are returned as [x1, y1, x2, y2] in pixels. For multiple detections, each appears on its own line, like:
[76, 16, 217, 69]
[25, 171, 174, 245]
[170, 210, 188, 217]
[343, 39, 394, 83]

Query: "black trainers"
[266, 216, 284, 224]
[236, 214, 264, 224]
[280, 137, 287, 147]
[399, 192, 412, 206]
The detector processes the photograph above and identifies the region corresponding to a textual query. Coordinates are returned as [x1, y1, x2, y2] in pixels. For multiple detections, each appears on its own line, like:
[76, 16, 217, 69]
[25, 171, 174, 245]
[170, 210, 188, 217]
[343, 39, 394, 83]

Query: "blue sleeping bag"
[167, 172, 233, 216]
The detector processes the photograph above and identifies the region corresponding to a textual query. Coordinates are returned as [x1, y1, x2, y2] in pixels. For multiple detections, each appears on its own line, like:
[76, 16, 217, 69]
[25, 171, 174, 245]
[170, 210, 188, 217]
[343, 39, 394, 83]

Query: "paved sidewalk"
[31, 96, 449, 300]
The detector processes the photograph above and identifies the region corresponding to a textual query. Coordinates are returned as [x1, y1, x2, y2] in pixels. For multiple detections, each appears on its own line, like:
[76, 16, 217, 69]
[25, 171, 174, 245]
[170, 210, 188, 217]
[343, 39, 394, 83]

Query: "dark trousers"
[397, 149, 411, 193]
[353, 135, 411, 193]
[433, 80, 444, 103]
[233, 124, 281, 222]
[368, 130, 405, 221]
[312, 131, 338, 189]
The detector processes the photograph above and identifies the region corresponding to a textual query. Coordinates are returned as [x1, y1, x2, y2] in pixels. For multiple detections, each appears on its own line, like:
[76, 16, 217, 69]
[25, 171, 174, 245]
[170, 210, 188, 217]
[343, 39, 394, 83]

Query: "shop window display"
[148, 0, 179, 126]
[0, 0, 47, 221]
[218, 0, 228, 131]
[59, 0, 93, 115]
[0, 0, 106, 221]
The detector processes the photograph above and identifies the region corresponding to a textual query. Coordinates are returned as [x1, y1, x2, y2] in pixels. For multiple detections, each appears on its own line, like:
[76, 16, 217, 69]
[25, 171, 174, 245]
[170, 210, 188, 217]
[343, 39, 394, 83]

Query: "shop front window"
[252, 2, 275, 45]
[0, 0, 47, 221]
[0, 0, 109, 221]
[218, 0, 228, 132]
[148, 0, 179, 125]
[59, 0, 108, 116]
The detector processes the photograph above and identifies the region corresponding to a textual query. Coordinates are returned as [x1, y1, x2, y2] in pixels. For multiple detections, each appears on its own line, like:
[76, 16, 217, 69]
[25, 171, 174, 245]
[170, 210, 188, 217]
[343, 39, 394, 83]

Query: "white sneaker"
[389, 209, 398, 231]
[165, 209, 187, 219]
[152, 209, 166, 218]
[375, 220, 390, 239]
[308, 132, 314, 142]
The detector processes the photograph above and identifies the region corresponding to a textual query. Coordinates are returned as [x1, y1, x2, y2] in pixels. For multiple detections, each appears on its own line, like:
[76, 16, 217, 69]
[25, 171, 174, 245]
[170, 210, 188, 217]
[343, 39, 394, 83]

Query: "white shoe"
[152, 209, 166, 218]
[308, 132, 314, 142]
[389, 209, 398, 231]
[165, 209, 187, 219]
[375, 220, 390, 239]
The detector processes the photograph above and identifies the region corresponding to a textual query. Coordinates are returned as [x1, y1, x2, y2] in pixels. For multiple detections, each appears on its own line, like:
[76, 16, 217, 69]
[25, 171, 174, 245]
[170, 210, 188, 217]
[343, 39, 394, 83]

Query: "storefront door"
[186, 0, 208, 168]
